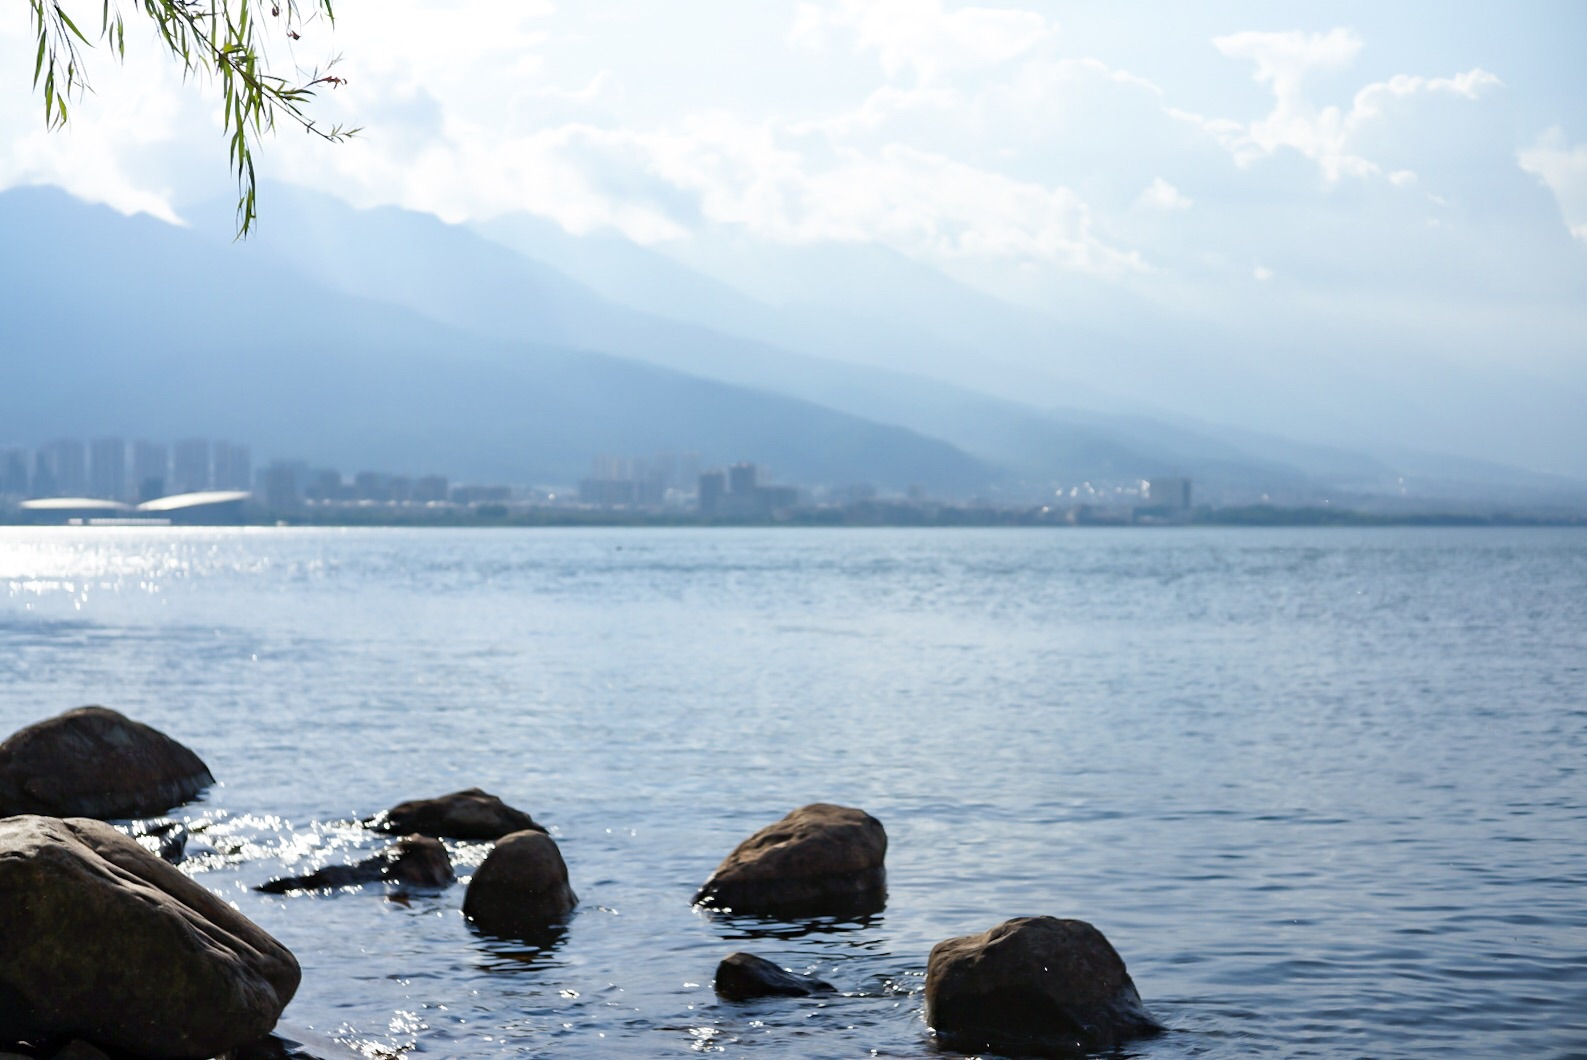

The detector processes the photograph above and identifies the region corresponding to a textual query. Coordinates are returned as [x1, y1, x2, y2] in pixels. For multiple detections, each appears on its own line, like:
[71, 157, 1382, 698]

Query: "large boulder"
[924, 916, 1163, 1056]
[462, 829, 577, 939]
[365, 788, 542, 840]
[258, 835, 453, 894]
[693, 803, 886, 917]
[0, 707, 214, 819]
[713, 952, 836, 1001]
[0, 815, 300, 1059]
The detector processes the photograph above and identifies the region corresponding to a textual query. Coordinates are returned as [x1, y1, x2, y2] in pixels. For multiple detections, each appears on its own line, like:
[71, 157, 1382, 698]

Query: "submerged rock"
[713, 952, 836, 1001]
[258, 835, 453, 894]
[366, 788, 543, 840]
[0, 815, 300, 1059]
[0, 706, 214, 819]
[693, 803, 886, 917]
[462, 829, 577, 939]
[924, 916, 1163, 1056]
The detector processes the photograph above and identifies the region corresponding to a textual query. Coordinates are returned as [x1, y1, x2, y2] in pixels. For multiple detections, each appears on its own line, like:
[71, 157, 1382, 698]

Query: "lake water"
[1, 527, 1584, 1058]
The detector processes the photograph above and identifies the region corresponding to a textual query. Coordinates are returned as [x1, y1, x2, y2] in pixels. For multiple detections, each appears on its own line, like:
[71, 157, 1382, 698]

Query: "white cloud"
[790, 0, 1054, 83]
[1138, 177, 1192, 211]
[1199, 28, 1501, 185]
[1252, 265, 1274, 281]
[1518, 128, 1587, 245]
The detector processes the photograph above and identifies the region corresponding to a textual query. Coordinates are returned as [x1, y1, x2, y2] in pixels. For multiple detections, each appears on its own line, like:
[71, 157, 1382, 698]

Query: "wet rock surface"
[366, 788, 542, 840]
[259, 835, 453, 894]
[462, 829, 577, 939]
[693, 803, 886, 917]
[0, 707, 214, 819]
[0, 815, 300, 1060]
[713, 952, 836, 1001]
[924, 915, 1163, 1057]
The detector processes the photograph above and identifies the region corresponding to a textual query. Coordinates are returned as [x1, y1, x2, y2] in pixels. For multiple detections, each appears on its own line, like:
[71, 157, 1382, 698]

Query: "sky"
[4, 2, 1587, 470]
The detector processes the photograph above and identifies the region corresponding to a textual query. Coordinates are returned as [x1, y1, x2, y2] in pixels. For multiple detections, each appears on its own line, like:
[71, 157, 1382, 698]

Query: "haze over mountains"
[4, 182, 1584, 509]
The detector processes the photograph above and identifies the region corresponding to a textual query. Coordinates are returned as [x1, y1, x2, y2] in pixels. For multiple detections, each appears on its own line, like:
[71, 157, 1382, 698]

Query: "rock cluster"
[0, 706, 1170, 1057]
[693, 803, 887, 917]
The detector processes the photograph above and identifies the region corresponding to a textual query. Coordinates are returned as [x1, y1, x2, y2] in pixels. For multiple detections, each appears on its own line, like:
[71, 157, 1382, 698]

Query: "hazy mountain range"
[3, 183, 1583, 509]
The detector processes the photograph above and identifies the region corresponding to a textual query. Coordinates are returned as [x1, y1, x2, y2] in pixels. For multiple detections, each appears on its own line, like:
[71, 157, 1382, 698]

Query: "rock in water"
[693, 803, 886, 917]
[462, 830, 577, 939]
[257, 835, 453, 894]
[713, 952, 836, 1001]
[0, 815, 300, 1059]
[924, 916, 1163, 1056]
[366, 788, 543, 840]
[0, 706, 214, 819]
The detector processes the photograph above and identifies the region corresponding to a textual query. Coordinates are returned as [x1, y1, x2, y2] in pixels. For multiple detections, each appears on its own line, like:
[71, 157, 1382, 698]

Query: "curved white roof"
[136, 490, 252, 512]
[19, 497, 132, 512]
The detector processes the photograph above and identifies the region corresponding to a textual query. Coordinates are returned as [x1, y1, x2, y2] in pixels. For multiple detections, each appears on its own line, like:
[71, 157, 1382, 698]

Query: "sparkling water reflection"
[1, 527, 1584, 1057]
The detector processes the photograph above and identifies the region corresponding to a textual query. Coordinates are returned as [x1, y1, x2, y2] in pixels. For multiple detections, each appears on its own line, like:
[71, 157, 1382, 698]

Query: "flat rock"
[0, 815, 299, 1059]
[462, 829, 577, 939]
[924, 916, 1163, 1056]
[0, 707, 214, 819]
[713, 952, 836, 1001]
[693, 803, 886, 917]
[258, 835, 453, 894]
[366, 788, 542, 840]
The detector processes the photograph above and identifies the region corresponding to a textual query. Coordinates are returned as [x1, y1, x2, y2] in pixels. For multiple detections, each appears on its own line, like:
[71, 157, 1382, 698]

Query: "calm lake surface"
[1, 526, 1584, 1058]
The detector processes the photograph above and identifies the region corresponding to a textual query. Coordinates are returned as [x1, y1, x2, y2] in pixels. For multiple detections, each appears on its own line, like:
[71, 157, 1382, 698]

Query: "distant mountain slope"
[188, 185, 1341, 499]
[0, 186, 990, 493]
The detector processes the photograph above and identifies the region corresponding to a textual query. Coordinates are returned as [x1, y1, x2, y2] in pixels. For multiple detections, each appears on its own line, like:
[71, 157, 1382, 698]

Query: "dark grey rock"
[258, 835, 453, 894]
[713, 952, 836, 1001]
[693, 803, 886, 917]
[0, 815, 299, 1059]
[925, 916, 1163, 1056]
[366, 788, 542, 840]
[0, 707, 214, 819]
[463, 829, 576, 939]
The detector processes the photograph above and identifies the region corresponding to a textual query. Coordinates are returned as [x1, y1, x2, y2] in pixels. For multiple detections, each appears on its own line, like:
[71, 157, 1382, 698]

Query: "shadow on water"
[703, 908, 888, 942]
[471, 922, 571, 973]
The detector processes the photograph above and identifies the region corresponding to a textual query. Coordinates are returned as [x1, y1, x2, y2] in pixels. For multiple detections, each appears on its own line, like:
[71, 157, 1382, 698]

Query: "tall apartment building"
[89, 438, 127, 500]
[35, 439, 86, 497]
[132, 441, 168, 502]
[213, 441, 251, 491]
[172, 438, 211, 494]
[0, 448, 29, 497]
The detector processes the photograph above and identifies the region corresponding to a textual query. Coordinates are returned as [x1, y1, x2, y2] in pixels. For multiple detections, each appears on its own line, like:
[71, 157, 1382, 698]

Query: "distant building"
[90, 438, 127, 500]
[413, 475, 449, 503]
[579, 478, 637, 506]
[728, 462, 758, 496]
[0, 447, 29, 498]
[172, 438, 211, 494]
[132, 441, 168, 502]
[213, 441, 251, 491]
[262, 460, 309, 512]
[451, 484, 512, 505]
[36, 439, 86, 497]
[697, 471, 725, 515]
[1146, 477, 1192, 510]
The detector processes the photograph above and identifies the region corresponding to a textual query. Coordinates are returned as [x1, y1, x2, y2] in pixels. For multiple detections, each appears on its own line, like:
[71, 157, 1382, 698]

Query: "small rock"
[258, 835, 452, 894]
[0, 815, 299, 1059]
[462, 829, 577, 939]
[693, 803, 886, 917]
[924, 916, 1163, 1056]
[366, 788, 542, 840]
[713, 952, 836, 1001]
[0, 707, 214, 819]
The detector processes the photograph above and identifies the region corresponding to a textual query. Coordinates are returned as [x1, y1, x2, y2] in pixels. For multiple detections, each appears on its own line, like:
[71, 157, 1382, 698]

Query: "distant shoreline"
[6, 504, 1584, 529]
